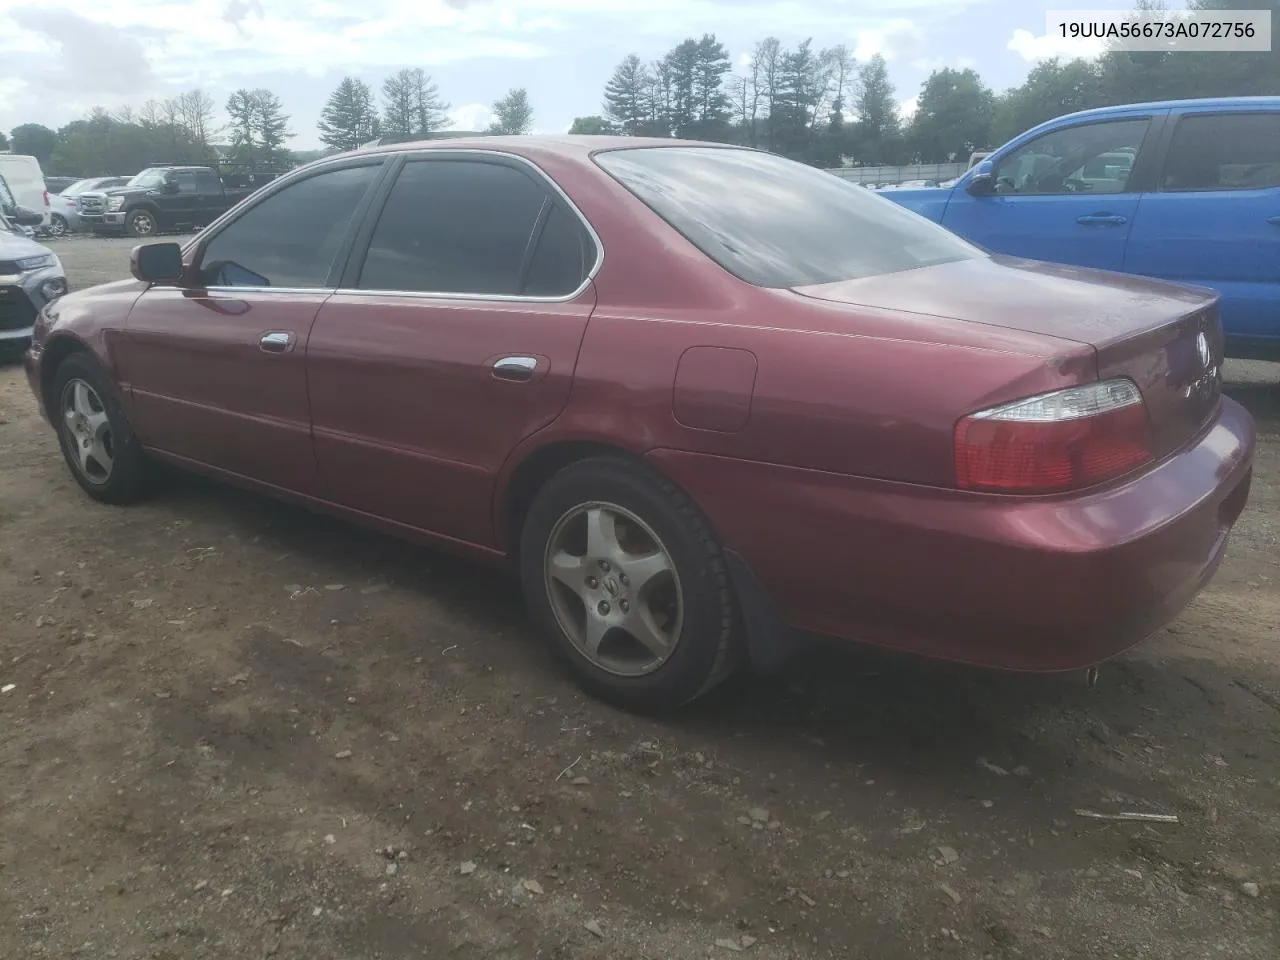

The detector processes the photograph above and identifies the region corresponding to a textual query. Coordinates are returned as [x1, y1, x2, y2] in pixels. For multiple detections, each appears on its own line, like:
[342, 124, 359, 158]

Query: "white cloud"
[449, 102, 494, 131]
[898, 95, 918, 121]
[1006, 27, 1106, 62]
[854, 18, 924, 62]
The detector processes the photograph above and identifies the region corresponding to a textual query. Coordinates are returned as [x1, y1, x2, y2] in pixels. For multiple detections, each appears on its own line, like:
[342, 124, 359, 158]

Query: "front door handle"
[1077, 213, 1128, 226]
[492, 355, 538, 382]
[259, 331, 294, 353]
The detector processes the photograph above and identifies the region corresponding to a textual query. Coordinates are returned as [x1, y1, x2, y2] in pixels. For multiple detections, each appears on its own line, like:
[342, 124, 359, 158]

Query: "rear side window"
[523, 204, 594, 297]
[357, 160, 552, 296]
[199, 162, 381, 288]
[172, 172, 198, 194]
[594, 146, 981, 288]
[1162, 113, 1280, 191]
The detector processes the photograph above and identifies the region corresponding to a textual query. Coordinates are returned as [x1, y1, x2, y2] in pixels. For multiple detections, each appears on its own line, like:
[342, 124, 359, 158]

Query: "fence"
[826, 162, 969, 186]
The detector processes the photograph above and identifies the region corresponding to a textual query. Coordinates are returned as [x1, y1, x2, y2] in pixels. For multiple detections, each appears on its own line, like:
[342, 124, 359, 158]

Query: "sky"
[0, 0, 1136, 150]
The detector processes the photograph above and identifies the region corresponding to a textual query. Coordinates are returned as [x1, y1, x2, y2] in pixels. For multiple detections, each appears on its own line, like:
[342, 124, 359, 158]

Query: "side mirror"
[966, 159, 996, 196]
[131, 242, 185, 284]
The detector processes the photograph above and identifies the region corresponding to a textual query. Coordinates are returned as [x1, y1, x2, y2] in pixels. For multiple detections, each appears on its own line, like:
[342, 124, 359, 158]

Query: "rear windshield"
[594, 146, 982, 288]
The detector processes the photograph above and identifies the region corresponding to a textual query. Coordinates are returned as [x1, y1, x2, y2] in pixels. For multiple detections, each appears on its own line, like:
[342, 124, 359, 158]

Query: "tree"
[993, 58, 1103, 145]
[772, 39, 823, 161]
[603, 54, 652, 135]
[854, 54, 901, 164]
[754, 37, 784, 150]
[906, 68, 995, 162]
[318, 77, 381, 151]
[0, 130, 7, 151]
[569, 115, 617, 134]
[382, 68, 449, 138]
[9, 123, 59, 164]
[251, 89, 292, 166]
[177, 89, 218, 152]
[488, 88, 533, 135]
[690, 34, 732, 139]
[225, 88, 257, 162]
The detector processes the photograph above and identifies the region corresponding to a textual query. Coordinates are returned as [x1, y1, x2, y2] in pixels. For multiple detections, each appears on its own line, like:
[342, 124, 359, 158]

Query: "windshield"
[65, 178, 105, 196]
[594, 147, 982, 288]
[128, 170, 168, 189]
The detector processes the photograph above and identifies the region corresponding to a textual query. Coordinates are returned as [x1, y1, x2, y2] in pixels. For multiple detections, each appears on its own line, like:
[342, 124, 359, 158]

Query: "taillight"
[955, 379, 1152, 494]
[43, 190, 50, 208]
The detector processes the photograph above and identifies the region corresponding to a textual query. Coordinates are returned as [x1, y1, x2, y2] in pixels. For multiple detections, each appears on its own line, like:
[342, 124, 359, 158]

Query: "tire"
[51, 352, 151, 504]
[519, 456, 740, 712]
[126, 209, 157, 238]
[49, 214, 68, 238]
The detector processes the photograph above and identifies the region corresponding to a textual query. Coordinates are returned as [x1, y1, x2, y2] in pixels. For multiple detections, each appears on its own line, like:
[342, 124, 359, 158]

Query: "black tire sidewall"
[520, 457, 736, 711]
[52, 353, 149, 504]
[128, 210, 155, 238]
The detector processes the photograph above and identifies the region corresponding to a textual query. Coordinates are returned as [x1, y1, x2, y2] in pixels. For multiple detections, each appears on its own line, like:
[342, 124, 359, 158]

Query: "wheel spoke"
[548, 550, 585, 589]
[582, 612, 610, 656]
[84, 408, 109, 434]
[622, 606, 672, 659]
[77, 437, 94, 473]
[73, 381, 95, 418]
[625, 549, 671, 594]
[585, 507, 622, 560]
[90, 436, 113, 475]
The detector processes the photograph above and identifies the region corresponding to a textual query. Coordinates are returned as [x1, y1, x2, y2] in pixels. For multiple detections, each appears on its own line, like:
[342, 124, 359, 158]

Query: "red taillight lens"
[955, 379, 1152, 493]
[43, 190, 50, 207]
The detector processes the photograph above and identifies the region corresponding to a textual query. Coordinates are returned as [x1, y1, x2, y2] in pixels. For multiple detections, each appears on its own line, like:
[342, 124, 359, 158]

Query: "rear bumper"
[647, 397, 1256, 672]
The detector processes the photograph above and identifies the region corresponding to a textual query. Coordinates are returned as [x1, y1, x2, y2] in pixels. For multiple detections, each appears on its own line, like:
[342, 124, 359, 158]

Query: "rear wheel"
[519, 456, 740, 711]
[52, 353, 151, 504]
[126, 209, 157, 238]
[49, 214, 68, 238]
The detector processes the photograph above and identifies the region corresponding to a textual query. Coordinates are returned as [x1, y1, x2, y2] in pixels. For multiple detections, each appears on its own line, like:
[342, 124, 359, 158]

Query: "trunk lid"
[793, 255, 1223, 461]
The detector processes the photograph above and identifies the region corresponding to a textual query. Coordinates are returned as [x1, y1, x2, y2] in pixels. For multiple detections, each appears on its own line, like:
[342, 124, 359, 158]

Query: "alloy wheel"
[543, 501, 684, 677]
[60, 378, 114, 485]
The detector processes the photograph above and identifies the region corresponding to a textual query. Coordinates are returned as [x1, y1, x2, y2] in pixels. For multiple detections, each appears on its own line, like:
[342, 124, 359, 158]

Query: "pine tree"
[251, 89, 292, 166]
[855, 54, 901, 164]
[382, 68, 449, 138]
[603, 55, 652, 135]
[691, 34, 731, 139]
[225, 88, 257, 163]
[488, 88, 533, 135]
[318, 77, 380, 151]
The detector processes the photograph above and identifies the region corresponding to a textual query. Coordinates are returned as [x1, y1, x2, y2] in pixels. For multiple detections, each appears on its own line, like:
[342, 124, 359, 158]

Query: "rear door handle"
[259, 331, 294, 354]
[1077, 214, 1128, 226]
[492, 355, 538, 382]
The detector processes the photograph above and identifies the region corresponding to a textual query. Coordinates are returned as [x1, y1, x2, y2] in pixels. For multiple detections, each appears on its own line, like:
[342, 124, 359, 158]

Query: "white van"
[0, 155, 51, 230]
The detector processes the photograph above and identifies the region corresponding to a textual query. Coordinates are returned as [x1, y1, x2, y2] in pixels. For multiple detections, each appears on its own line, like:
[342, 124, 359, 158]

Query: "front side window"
[993, 119, 1150, 196]
[199, 162, 381, 288]
[595, 146, 981, 288]
[356, 159, 553, 296]
[173, 172, 198, 194]
[1162, 113, 1280, 191]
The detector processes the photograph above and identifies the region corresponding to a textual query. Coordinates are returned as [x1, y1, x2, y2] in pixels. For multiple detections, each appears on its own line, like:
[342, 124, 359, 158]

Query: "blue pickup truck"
[882, 97, 1280, 361]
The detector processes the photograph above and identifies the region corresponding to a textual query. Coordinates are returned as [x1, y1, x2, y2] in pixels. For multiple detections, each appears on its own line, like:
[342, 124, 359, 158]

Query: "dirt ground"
[1, 236, 1278, 959]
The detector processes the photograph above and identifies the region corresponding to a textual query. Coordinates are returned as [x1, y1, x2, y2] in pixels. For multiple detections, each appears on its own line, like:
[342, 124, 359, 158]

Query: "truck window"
[196, 170, 221, 193]
[1161, 113, 1280, 192]
[993, 119, 1150, 196]
[172, 172, 198, 194]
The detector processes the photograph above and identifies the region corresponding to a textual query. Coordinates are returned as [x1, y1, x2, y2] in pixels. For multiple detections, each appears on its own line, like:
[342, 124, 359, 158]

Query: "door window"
[356, 159, 554, 296]
[993, 119, 1150, 196]
[196, 170, 221, 193]
[198, 162, 382, 288]
[522, 203, 595, 297]
[1161, 113, 1280, 191]
[172, 172, 198, 194]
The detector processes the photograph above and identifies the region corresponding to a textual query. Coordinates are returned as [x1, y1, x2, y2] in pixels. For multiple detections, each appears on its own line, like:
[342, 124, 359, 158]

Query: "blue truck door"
[940, 114, 1163, 271]
[1123, 109, 1280, 358]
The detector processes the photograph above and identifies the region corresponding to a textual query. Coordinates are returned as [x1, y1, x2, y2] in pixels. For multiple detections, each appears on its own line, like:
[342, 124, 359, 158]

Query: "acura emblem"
[1195, 331, 1211, 368]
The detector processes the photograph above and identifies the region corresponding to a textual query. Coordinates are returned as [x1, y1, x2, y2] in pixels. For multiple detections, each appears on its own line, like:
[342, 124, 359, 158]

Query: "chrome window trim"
[191, 147, 605, 304]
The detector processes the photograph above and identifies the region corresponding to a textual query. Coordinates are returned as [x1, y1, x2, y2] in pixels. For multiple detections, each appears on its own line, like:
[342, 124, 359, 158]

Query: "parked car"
[45, 176, 82, 195]
[0, 208, 67, 359]
[23, 137, 1255, 710]
[47, 177, 131, 237]
[79, 164, 285, 238]
[882, 96, 1280, 362]
[0, 154, 51, 232]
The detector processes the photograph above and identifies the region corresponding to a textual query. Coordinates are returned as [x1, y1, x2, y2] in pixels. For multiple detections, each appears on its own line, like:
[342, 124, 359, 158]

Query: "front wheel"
[520, 456, 740, 712]
[126, 209, 157, 238]
[52, 353, 152, 504]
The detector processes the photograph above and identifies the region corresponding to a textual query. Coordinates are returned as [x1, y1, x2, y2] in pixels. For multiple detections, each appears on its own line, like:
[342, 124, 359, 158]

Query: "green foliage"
[318, 77, 381, 151]
[906, 68, 996, 162]
[10, 124, 59, 164]
[489, 88, 534, 135]
[569, 115, 618, 135]
[382, 68, 450, 138]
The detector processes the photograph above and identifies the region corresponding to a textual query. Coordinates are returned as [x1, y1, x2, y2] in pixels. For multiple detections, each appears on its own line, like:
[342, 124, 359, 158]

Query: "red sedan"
[23, 137, 1255, 711]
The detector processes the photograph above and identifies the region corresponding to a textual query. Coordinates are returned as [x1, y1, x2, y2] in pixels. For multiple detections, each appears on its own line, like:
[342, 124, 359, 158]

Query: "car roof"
[1053, 95, 1280, 124]
[338, 135, 757, 163]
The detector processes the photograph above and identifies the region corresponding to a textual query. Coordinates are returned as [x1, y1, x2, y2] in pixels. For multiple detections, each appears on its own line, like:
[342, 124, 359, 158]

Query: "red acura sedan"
[23, 137, 1255, 710]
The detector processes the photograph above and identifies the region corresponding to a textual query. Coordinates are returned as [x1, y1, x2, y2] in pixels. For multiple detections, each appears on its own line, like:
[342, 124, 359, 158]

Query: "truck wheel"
[126, 210, 157, 238]
[49, 214, 68, 238]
